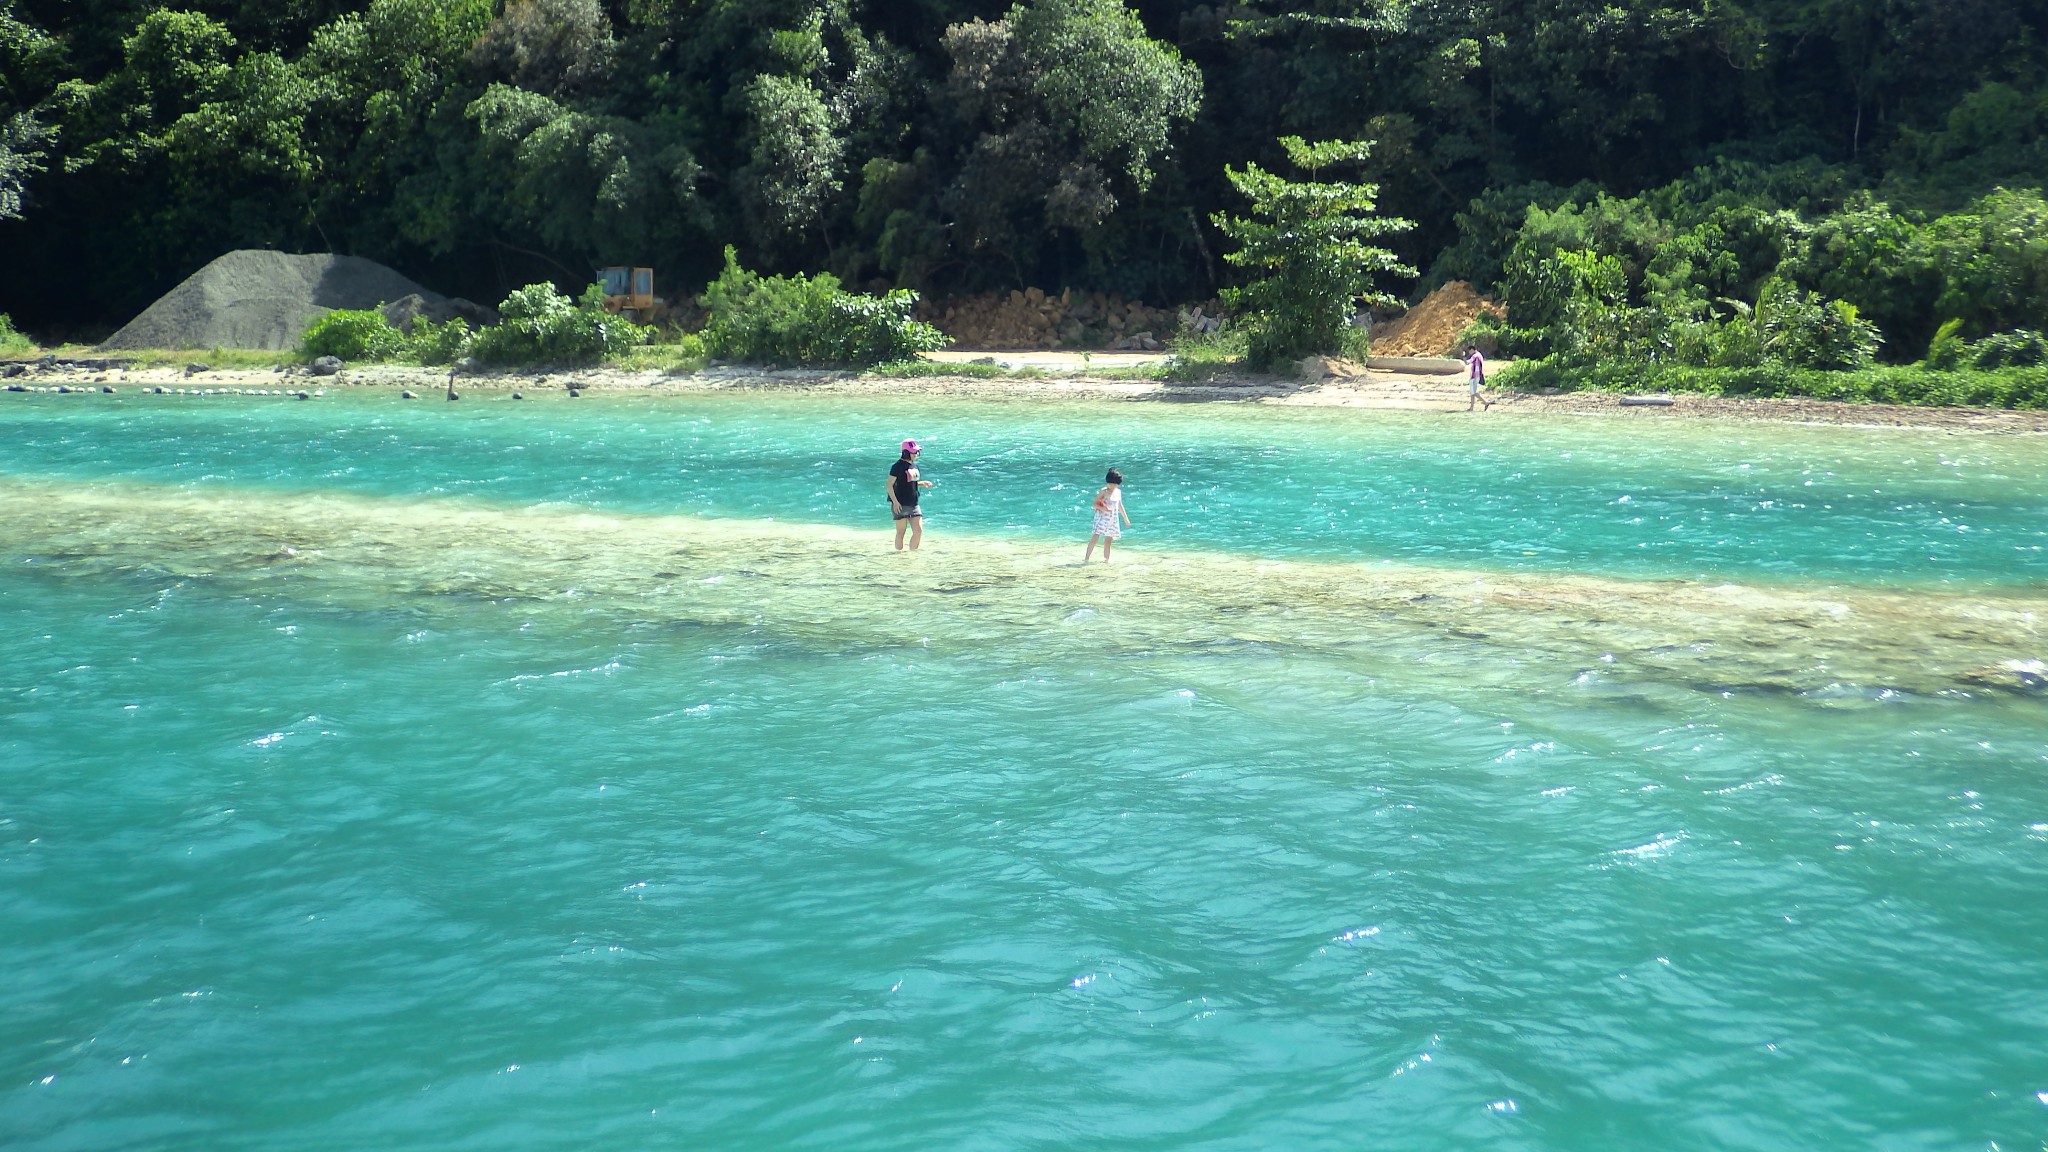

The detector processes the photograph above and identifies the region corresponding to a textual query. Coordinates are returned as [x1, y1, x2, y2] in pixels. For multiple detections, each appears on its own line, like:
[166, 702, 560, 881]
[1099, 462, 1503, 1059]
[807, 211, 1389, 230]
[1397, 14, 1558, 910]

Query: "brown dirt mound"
[99, 250, 490, 351]
[1370, 281, 1505, 358]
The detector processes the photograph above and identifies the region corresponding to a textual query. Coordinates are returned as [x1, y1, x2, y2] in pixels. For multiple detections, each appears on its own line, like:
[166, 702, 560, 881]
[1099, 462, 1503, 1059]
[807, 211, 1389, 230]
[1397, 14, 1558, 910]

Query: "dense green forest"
[4, 0, 2048, 369]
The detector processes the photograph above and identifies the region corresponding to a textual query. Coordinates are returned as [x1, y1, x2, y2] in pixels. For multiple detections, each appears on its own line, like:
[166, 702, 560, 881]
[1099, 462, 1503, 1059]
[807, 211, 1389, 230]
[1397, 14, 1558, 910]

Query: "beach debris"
[1368, 281, 1506, 357]
[310, 356, 344, 376]
[400, 390, 417, 399]
[98, 249, 489, 352]
[184, 363, 211, 376]
[1619, 396, 1675, 407]
[512, 392, 524, 400]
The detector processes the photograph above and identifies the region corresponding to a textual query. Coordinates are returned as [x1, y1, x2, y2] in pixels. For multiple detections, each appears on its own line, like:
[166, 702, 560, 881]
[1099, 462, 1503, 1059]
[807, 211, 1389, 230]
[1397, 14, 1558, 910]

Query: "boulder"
[380, 293, 498, 333]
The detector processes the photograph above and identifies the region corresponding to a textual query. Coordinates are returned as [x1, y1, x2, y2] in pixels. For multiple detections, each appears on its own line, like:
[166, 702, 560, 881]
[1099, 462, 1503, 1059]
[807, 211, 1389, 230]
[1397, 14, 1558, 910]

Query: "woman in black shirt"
[887, 439, 932, 551]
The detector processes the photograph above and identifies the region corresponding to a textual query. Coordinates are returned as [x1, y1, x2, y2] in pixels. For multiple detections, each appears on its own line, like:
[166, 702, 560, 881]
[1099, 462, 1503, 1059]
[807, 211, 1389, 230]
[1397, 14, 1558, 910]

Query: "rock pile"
[98, 250, 493, 352]
[1368, 281, 1507, 358]
[922, 288, 1223, 351]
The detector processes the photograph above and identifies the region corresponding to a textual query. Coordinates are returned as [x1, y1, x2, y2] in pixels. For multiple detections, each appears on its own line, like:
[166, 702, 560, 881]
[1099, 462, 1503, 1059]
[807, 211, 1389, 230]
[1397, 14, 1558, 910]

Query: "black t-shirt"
[889, 457, 920, 506]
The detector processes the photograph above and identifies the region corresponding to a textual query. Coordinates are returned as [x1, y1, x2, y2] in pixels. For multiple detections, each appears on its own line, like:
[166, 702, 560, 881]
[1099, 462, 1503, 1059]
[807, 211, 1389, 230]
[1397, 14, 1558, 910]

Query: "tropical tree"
[1213, 136, 1415, 369]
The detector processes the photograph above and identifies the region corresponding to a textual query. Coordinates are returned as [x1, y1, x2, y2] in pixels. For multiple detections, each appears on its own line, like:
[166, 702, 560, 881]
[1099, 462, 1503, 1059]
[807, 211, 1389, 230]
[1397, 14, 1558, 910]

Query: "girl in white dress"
[1084, 468, 1132, 562]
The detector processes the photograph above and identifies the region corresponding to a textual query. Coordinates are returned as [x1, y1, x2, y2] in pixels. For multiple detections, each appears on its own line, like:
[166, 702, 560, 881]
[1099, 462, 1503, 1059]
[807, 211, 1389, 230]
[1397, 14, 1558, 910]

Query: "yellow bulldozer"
[599, 266, 662, 322]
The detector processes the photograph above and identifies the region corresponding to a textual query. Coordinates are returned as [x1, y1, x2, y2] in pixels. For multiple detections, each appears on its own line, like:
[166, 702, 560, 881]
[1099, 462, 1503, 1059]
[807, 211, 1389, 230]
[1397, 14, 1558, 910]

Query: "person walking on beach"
[888, 439, 932, 551]
[1083, 468, 1131, 562]
[1465, 344, 1491, 411]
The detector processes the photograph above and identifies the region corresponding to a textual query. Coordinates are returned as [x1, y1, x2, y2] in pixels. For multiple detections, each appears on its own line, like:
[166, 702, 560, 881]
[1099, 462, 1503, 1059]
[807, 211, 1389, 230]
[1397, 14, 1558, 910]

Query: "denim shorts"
[893, 506, 923, 521]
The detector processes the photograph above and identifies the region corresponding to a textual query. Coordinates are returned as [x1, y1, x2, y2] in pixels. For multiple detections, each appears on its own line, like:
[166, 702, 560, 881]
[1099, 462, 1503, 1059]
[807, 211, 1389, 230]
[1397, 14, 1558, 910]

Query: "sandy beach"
[10, 356, 2048, 434]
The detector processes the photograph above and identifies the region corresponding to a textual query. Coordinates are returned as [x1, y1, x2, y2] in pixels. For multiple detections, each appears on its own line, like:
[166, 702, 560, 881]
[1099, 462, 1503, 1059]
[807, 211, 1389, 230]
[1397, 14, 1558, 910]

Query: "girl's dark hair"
[1105, 468, 1123, 484]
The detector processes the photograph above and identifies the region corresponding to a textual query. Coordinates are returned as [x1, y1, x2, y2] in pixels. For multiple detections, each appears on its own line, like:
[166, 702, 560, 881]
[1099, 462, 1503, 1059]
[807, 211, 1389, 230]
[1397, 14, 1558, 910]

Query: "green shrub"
[1967, 328, 2048, 368]
[1922, 320, 2047, 370]
[470, 282, 647, 366]
[860, 359, 1036, 380]
[1500, 357, 2048, 409]
[0, 313, 31, 355]
[1925, 318, 1968, 368]
[407, 316, 472, 365]
[614, 333, 711, 374]
[302, 309, 409, 360]
[700, 247, 946, 367]
[1160, 323, 1248, 381]
[1664, 313, 1766, 368]
[1755, 280, 1881, 369]
[1453, 310, 1508, 357]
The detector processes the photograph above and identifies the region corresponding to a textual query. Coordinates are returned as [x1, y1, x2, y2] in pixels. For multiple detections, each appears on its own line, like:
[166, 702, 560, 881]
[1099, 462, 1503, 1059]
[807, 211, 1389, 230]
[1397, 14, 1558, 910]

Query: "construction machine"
[599, 266, 659, 322]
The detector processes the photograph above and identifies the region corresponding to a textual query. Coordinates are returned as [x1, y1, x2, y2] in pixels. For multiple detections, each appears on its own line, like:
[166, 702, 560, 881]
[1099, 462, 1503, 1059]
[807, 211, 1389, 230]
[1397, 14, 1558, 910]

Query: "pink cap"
[901, 439, 920, 452]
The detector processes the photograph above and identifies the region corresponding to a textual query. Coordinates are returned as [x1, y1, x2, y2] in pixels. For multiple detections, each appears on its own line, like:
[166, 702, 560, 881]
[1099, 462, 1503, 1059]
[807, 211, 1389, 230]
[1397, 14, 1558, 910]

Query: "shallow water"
[3, 390, 2047, 1150]
[8, 390, 2047, 587]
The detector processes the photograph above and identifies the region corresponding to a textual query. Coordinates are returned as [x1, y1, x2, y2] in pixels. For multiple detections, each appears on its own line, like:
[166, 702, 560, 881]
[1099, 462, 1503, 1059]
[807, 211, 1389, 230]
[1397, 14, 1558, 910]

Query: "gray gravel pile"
[99, 250, 491, 351]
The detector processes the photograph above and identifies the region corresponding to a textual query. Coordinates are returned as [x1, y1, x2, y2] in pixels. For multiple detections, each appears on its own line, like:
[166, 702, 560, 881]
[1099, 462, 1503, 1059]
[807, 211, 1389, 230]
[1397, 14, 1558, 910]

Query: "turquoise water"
[8, 392, 2046, 587]
[4, 390, 2047, 1150]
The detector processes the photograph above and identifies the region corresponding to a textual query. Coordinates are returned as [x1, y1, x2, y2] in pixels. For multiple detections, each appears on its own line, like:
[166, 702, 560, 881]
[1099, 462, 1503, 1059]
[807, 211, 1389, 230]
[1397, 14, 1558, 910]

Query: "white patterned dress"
[1091, 487, 1123, 539]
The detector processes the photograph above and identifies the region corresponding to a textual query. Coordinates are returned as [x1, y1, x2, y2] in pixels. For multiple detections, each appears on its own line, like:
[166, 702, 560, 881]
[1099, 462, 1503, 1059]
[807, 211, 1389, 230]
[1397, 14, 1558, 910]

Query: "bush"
[301, 309, 475, 364]
[1500, 357, 2048, 409]
[302, 309, 409, 360]
[1966, 328, 2048, 368]
[1664, 313, 1766, 368]
[1755, 280, 1881, 369]
[470, 282, 648, 366]
[0, 312, 31, 355]
[1452, 310, 1508, 357]
[612, 333, 711, 374]
[408, 316, 472, 365]
[1161, 322, 1249, 381]
[700, 247, 946, 367]
[1926, 321, 2048, 369]
[1924, 318, 1969, 368]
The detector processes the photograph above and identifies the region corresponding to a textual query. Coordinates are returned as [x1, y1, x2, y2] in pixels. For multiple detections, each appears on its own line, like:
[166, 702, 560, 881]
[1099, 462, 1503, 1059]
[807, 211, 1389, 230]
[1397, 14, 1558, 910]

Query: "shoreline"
[8, 359, 2048, 434]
